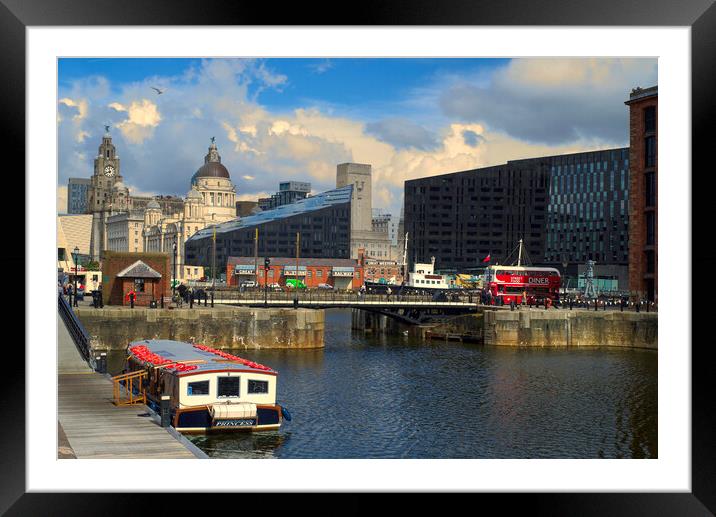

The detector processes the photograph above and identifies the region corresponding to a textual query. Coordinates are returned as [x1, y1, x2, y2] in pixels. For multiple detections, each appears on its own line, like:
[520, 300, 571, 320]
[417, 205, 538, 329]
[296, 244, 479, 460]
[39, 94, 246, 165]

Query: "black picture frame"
[5, 0, 712, 513]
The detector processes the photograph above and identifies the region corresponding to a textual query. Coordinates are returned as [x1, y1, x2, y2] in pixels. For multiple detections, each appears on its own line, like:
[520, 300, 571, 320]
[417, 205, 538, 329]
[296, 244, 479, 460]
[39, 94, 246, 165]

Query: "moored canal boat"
[124, 339, 290, 433]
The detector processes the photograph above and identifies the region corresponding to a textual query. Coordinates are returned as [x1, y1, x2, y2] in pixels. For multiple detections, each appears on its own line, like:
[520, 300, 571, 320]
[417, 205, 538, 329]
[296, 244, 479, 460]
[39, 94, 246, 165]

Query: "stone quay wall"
[483, 309, 657, 349]
[75, 307, 325, 351]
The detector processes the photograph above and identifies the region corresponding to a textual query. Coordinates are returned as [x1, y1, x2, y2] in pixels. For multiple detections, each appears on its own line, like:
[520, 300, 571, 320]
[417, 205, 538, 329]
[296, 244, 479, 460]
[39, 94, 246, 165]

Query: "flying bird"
[151, 86, 166, 95]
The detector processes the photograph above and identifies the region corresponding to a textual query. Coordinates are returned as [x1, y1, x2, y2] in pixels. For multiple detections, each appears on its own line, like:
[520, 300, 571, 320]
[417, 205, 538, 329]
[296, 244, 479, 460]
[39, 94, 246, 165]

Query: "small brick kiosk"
[102, 251, 171, 306]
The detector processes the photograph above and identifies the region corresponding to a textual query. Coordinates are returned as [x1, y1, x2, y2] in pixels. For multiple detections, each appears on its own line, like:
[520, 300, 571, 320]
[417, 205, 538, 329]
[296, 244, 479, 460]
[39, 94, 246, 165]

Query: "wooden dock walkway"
[58, 314, 203, 459]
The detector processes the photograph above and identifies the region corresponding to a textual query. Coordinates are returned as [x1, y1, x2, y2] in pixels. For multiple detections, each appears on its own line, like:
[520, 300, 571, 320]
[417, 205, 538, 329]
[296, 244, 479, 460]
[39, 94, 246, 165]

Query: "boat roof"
[488, 265, 560, 273]
[128, 339, 276, 376]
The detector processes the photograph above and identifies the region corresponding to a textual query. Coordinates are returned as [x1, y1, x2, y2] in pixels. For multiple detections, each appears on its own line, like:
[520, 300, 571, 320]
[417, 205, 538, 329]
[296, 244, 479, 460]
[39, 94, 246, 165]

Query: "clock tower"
[89, 129, 124, 259]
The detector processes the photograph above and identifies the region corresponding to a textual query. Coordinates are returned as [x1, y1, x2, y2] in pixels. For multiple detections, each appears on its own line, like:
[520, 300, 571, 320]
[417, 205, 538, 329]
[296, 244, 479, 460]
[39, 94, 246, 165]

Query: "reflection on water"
[106, 309, 657, 459]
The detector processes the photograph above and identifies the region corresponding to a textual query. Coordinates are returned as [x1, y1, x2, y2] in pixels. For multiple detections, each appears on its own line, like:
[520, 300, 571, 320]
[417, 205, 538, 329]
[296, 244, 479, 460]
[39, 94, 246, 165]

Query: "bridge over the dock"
[209, 290, 482, 324]
[57, 295, 205, 459]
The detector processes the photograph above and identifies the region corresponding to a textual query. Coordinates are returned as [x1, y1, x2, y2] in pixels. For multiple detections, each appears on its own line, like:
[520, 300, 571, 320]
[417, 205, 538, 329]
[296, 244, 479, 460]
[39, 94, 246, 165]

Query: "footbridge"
[211, 290, 482, 324]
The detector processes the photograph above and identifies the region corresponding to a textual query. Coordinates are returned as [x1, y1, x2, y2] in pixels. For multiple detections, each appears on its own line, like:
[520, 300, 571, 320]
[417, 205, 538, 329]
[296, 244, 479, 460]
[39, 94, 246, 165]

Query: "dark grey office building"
[405, 160, 551, 272]
[405, 147, 630, 280]
[185, 185, 352, 270]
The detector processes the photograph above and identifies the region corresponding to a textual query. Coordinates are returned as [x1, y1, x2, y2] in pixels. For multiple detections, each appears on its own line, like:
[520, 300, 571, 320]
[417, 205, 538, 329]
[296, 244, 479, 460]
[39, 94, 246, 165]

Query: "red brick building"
[363, 258, 404, 285]
[625, 86, 658, 301]
[101, 250, 171, 306]
[226, 256, 365, 290]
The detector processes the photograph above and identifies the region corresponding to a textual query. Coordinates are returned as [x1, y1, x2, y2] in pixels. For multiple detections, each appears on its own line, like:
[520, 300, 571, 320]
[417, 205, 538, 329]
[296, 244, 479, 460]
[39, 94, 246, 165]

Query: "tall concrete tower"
[89, 128, 123, 260]
[336, 163, 372, 233]
[336, 162, 389, 259]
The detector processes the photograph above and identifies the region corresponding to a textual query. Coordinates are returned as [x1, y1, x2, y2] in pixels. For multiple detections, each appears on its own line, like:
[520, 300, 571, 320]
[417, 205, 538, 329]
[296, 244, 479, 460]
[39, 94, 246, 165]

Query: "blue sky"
[57, 57, 657, 214]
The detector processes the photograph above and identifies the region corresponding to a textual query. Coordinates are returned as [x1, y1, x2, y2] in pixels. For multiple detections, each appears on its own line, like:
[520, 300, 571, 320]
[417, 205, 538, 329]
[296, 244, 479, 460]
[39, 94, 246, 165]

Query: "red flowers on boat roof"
[128, 345, 198, 372]
[192, 343, 273, 372]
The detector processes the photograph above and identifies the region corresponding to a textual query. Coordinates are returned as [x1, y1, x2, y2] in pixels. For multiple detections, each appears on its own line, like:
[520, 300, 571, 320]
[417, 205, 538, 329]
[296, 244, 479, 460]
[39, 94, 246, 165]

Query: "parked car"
[240, 280, 257, 288]
[268, 283, 282, 290]
[317, 283, 334, 290]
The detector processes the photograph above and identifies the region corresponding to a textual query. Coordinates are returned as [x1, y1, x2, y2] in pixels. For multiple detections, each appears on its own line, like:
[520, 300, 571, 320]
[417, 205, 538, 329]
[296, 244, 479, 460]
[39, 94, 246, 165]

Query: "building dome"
[112, 181, 128, 192]
[192, 161, 231, 181]
[186, 188, 203, 201]
[191, 140, 230, 183]
[147, 199, 161, 210]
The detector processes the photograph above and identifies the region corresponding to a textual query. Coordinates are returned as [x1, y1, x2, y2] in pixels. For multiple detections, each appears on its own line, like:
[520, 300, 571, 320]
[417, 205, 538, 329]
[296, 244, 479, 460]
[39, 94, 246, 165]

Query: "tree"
[81, 259, 100, 271]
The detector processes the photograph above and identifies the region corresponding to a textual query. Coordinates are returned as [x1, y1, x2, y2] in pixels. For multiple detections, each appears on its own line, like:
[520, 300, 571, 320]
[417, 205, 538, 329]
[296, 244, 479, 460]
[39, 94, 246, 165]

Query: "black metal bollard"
[620, 299, 624, 312]
[160, 395, 171, 428]
[130, 293, 135, 309]
[636, 302, 640, 313]
[646, 301, 650, 313]
[211, 292, 214, 308]
[189, 295, 193, 309]
[569, 299, 573, 310]
[95, 352, 107, 374]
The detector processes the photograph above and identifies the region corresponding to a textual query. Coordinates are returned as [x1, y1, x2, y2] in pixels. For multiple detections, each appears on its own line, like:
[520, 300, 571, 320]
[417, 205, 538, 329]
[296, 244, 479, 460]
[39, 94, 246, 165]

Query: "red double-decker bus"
[484, 265, 561, 305]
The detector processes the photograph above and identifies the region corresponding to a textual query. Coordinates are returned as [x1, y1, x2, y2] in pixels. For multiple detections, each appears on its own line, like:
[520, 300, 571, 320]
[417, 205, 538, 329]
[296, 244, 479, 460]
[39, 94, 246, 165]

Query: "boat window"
[187, 380, 209, 396]
[248, 380, 269, 394]
[218, 376, 240, 398]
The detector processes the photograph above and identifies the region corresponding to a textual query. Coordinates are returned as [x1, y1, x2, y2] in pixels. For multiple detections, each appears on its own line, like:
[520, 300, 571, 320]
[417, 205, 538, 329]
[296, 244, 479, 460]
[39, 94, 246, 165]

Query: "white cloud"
[59, 98, 88, 120]
[58, 58, 655, 217]
[114, 99, 162, 144]
[440, 57, 657, 145]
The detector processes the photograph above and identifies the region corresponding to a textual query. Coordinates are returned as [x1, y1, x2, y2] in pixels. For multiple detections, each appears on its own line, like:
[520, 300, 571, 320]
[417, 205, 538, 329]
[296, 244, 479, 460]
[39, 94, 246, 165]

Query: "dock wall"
[75, 307, 325, 350]
[483, 309, 657, 349]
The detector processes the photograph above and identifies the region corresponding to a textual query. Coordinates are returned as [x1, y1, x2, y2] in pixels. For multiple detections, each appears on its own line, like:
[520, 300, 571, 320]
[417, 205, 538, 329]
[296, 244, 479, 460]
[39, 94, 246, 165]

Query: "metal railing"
[58, 293, 91, 362]
[112, 370, 147, 406]
[203, 288, 481, 307]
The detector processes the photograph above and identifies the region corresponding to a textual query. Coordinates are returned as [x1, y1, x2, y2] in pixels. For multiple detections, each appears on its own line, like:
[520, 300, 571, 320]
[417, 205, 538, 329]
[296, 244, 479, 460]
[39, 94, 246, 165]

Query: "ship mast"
[402, 232, 409, 268]
[517, 238, 523, 267]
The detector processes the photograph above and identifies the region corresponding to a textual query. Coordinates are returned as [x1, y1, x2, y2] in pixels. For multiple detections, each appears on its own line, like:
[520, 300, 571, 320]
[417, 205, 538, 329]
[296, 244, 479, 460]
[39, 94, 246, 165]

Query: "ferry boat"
[406, 256, 451, 289]
[123, 339, 290, 433]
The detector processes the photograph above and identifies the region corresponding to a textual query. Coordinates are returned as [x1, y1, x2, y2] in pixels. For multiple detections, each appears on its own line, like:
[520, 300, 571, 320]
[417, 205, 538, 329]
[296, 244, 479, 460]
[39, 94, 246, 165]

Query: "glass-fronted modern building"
[544, 147, 630, 266]
[404, 147, 630, 286]
[185, 185, 352, 270]
[67, 178, 91, 214]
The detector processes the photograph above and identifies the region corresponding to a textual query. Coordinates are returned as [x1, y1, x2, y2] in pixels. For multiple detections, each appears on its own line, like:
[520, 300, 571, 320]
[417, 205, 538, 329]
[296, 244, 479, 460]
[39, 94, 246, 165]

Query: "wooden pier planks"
[58, 373, 198, 459]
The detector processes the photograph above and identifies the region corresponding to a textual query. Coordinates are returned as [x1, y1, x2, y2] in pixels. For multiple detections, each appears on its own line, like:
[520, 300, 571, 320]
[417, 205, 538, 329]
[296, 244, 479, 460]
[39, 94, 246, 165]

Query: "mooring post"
[160, 395, 171, 428]
[96, 352, 107, 374]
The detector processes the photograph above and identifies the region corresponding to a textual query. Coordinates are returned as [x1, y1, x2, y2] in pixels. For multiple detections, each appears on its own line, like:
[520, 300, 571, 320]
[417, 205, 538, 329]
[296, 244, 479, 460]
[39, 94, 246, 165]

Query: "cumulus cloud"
[365, 118, 439, 151]
[59, 98, 88, 121]
[440, 58, 657, 145]
[112, 99, 162, 144]
[58, 57, 655, 216]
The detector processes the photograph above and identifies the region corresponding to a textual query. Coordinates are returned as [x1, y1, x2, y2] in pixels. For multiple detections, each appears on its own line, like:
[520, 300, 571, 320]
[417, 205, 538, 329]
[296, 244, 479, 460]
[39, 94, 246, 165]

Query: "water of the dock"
[57, 313, 203, 459]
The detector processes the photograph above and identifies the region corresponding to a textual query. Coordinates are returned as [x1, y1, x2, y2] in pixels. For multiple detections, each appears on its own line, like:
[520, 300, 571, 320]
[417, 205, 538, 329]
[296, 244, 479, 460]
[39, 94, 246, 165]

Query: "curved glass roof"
[187, 184, 352, 242]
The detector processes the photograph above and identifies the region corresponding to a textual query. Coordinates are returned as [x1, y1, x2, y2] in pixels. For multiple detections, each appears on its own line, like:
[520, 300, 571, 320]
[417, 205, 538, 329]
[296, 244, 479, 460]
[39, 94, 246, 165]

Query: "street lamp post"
[72, 246, 80, 307]
[172, 242, 177, 299]
[264, 257, 270, 307]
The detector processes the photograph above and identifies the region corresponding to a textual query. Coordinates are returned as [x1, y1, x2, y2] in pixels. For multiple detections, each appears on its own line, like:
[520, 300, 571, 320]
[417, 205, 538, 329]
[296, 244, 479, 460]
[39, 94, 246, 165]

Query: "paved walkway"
[57, 312, 203, 459]
[58, 313, 93, 374]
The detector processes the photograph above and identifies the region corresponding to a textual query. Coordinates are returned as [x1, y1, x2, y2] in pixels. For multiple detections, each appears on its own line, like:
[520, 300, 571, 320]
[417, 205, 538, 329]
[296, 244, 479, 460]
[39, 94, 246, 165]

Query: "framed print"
[4, 0, 713, 513]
